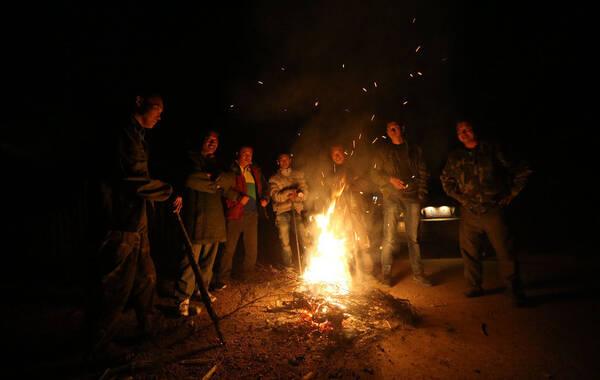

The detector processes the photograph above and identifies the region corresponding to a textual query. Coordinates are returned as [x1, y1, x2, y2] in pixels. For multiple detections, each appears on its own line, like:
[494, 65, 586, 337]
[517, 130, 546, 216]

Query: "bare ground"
[3, 252, 599, 380]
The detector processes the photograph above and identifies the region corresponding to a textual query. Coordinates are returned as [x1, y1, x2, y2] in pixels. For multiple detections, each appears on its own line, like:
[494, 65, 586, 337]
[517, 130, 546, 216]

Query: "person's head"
[237, 146, 253, 168]
[456, 120, 477, 148]
[330, 145, 345, 165]
[201, 131, 219, 157]
[277, 153, 292, 170]
[133, 93, 164, 129]
[386, 121, 405, 144]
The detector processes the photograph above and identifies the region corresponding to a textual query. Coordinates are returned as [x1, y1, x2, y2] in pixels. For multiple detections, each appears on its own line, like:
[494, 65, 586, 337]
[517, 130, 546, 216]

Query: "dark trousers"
[215, 212, 258, 281]
[173, 242, 219, 301]
[459, 207, 516, 288]
[89, 230, 155, 351]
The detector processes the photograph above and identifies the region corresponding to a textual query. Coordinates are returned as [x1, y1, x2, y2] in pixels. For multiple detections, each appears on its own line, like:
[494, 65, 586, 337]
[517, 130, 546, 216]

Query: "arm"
[269, 175, 296, 203]
[494, 144, 532, 205]
[440, 156, 468, 206]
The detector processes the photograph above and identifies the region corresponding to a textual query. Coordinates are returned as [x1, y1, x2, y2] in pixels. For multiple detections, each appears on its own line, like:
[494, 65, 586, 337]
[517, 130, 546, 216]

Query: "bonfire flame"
[302, 184, 352, 296]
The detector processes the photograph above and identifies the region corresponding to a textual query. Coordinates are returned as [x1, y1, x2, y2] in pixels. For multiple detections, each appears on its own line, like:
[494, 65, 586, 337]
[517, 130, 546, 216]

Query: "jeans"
[275, 210, 307, 267]
[459, 207, 516, 288]
[173, 242, 219, 301]
[381, 198, 424, 276]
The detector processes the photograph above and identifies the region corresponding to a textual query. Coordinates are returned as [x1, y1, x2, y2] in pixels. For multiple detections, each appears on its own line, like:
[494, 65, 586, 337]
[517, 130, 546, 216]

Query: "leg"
[241, 212, 259, 274]
[459, 209, 484, 289]
[275, 211, 293, 267]
[197, 242, 220, 290]
[403, 200, 424, 276]
[482, 208, 517, 287]
[90, 231, 141, 351]
[381, 201, 401, 276]
[173, 243, 202, 301]
[131, 232, 157, 329]
[215, 219, 243, 283]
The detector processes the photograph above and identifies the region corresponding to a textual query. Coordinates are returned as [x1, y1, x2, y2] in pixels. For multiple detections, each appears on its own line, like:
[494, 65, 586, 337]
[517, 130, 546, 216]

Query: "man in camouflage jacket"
[440, 120, 531, 303]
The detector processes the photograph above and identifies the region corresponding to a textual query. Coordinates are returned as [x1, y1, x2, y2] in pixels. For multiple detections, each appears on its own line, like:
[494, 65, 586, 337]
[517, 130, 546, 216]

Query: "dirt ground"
[3, 250, 599, 380]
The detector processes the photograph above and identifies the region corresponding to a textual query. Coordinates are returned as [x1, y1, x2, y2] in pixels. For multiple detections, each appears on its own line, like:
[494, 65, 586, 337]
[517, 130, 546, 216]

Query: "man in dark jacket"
[213, 146, 270, 288]
[371, 121, 431, 287]
[89, 93, 179, 354]
[173, 130, 234, 316]
[441, 120, 531, 304]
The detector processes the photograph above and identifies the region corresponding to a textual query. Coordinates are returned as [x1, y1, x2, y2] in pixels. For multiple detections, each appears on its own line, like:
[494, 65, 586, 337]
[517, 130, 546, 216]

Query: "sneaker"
[464, 286, 485, 298]
[210, 281, 227, 291]
[178, 298, 190, 317]
[194, 290, 217, 303]
[413, 274, 433, 287]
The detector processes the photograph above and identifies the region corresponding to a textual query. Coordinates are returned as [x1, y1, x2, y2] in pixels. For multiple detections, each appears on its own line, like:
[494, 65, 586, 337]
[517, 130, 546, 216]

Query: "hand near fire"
[498, 194, 514, 207]
[390, 177, 408, 190]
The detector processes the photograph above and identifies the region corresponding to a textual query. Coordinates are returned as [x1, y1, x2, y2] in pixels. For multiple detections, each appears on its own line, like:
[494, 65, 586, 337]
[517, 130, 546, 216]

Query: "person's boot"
[413, 273, 433, 287]
[506, 277, 527, 307]
[464, 285, 485, 298]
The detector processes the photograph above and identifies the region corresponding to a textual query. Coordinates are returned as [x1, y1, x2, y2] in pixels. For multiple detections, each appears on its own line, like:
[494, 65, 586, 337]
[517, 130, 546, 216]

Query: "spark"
[362, 88, 367, 93]
[373, 81, 378, 87]
[352, 140, 356, 149]
[382, 135, 387, 139]
[358, 133, 362, 140]
[412, 17, 416, 23]
[281, 66, 286, 71]
[321, 171, 325, 178]
[344, 108, 350, 113]
[372, 137, 379, 144]
[342, 63, 345, 69]
[374, 164, 377, 169]
[344, 151, 349, 155]
[415, 45, 421, 53]
[258, 80, 264, 85]
[417, 71, 422, 76]
[409, 73, 414, 78]
[402, 100, 408, 105]
[350, 150, 354, 156]
[371, 114, 375, 121]
[314, 101, 319, 107]
[229, 104, 234, 108]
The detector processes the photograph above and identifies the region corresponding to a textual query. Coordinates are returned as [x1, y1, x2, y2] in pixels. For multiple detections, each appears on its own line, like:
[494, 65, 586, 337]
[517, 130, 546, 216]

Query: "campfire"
[266, 188, 420, 343]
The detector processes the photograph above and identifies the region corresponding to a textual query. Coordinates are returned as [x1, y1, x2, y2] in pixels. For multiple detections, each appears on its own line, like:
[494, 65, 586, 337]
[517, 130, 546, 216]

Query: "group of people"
[87, 92, 531, 355]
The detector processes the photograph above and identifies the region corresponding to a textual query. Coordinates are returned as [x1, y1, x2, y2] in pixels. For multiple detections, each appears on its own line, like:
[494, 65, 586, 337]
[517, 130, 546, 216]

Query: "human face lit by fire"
[386, 122, 404, 143]
[238, 147, 253, 168]
[330, 147, 345, 165]
[277, 154, 291, 170]
[137, 96, 164, 129]
[202, 132, 219, 156]
[456, 121, 477, 148]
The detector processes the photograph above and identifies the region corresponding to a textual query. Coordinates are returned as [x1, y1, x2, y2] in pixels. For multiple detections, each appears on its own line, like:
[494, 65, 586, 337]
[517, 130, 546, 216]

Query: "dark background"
[0, 1, 593, 287]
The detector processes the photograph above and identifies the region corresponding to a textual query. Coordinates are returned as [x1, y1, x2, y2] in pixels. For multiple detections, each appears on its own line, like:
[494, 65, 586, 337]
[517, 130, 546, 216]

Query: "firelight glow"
[301, 187, 352, 295]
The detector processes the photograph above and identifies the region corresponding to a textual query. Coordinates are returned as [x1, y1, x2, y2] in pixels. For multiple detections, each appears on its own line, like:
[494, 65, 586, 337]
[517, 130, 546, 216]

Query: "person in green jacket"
[173, 130, 234, 316]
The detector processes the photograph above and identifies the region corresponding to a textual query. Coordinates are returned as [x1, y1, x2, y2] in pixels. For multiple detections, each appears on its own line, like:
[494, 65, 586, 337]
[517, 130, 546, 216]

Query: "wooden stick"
[176, 212, 226, 345]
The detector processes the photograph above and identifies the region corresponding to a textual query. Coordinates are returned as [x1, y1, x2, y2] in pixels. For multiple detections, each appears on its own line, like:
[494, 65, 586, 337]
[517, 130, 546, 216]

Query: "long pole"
[176, 213, 225, 345]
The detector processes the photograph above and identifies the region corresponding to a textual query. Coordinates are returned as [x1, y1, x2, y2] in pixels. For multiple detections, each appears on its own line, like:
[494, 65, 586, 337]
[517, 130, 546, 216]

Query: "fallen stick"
[202, 362, 219, 380]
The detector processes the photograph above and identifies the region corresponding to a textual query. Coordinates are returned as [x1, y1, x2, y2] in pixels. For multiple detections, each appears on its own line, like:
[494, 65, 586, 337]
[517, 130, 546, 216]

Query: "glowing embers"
[301, 190, 352, 296]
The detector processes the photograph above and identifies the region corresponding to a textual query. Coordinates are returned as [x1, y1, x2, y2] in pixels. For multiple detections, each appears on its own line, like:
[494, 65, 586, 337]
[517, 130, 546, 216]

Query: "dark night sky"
[1, 1, 594, 249]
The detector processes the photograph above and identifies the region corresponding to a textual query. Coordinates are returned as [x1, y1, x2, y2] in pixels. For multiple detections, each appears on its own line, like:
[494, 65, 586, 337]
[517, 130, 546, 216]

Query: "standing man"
[173, 130, 233, 316]
[268, 153, 309, 271]
[213, 146, 269, 288]
[372, 121, 431, 287]
[89, 92, 180, 354]
[326, 145, 372, 276]
[441, 120, 531, 303]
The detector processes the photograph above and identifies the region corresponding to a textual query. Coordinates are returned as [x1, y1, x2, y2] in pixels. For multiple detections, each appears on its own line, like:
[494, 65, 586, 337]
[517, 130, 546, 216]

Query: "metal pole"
[176, 213, 225, 345]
